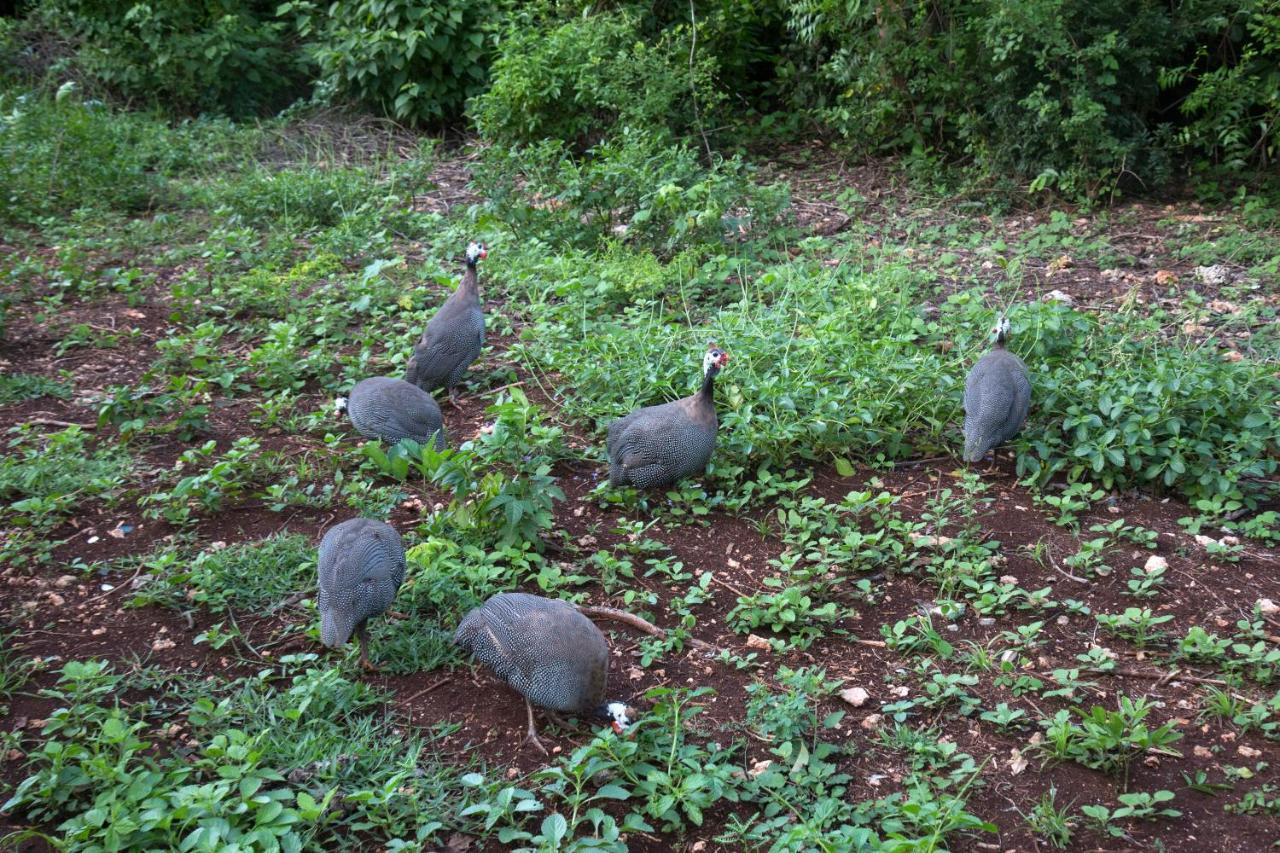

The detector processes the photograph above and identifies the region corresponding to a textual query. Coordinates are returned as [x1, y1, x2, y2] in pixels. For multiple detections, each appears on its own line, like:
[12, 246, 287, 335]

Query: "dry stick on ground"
[1047, 550, 1090, 584]
[707, 572, 750, 598]
[1075, 666, 1257, 705]
[401, 676, 453, 706]
[26, 416, 95, 430]
[84, 562, 149, 604]
[577, 605, 719, 654]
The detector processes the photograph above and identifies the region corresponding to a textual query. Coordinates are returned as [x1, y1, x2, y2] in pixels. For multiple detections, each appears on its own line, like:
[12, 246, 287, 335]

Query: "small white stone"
[1258, 598, 1279, 615]
[840, 687, 871, 707]
[1144, 555, 1168, 573]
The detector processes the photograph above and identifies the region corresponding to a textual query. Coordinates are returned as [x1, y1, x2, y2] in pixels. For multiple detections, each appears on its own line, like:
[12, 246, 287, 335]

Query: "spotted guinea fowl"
[606, 344, 729, 490]
[404, 241, 487, 407]
[454, 592, 632, 754]
[335, 377, 445, 449]
[963, 316, 1031, 463]
[317, 518, 406, 672]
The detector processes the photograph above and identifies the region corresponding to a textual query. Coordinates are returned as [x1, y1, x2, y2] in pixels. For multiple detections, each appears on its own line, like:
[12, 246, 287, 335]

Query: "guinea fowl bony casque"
[316, 518, 406, 672]
[454, 592, 632, 754]
[962, 316, 1031, 464]
[404, 241, 487, 407]
[606, 344, 729, 490]
[335, 376, 446, 449]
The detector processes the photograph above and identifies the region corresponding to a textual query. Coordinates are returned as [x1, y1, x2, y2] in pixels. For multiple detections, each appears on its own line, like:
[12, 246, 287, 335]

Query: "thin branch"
[687, 0, 713, 161]
[577, 604, 718, 653]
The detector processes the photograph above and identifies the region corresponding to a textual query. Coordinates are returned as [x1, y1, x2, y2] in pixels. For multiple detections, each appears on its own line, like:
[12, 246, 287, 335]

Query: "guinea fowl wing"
[612, 403, 683, 467]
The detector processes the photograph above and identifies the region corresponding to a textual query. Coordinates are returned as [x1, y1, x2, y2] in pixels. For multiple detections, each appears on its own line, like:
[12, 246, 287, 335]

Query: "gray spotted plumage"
[316, 518, 406, 655]
[454, 593, 610, 716]
[606, 346, 729, 490]
[404, 243, 486, 398]
[345, 377, 446, 449]
[962, 322, 1031, 462]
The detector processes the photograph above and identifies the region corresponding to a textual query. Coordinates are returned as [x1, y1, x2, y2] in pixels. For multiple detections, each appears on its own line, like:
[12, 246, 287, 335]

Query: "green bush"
[291, 0, 494, 126]
[1162, 6, 1280, 171]
[36, 0, 309, 116]
[475, 130, 789, 255]
[786, 0, 1280, 195]
[0, 92, 165, 223]
[472, 10, 719, 149]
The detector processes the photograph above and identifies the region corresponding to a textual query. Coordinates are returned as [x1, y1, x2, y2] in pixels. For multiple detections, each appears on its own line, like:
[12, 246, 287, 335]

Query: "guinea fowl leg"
[356, 623, 380, 673]
[447, 387, 464, 410]
[520, 697, 549, 756]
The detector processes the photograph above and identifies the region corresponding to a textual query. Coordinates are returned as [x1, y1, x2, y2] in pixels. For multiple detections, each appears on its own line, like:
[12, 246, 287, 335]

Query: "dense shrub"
[786, 0, 1280, 195]
[472, 10, 722, 149]
[290, 0, 494, 125]
[35, 0, 310, 117]
[474, 130, 790, 255]
[0, 91, 165, 223]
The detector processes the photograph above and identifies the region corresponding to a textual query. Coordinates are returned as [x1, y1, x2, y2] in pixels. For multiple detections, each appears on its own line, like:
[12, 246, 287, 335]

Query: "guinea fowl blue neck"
[697, 362, 720, 403]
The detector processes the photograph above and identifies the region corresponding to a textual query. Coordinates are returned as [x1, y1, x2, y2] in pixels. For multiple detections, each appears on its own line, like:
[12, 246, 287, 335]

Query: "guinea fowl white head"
[702, 344, 730, 375]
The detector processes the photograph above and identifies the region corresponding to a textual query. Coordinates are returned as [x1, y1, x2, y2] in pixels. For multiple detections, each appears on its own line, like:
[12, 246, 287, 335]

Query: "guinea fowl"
[606, 344, 729, 490]
[404, 241, 487, 407]
[317, 518, 406, 672]
[454, 592, 632, 755]
[963, 316, 1031, 464]
[335, 377, 445, 449]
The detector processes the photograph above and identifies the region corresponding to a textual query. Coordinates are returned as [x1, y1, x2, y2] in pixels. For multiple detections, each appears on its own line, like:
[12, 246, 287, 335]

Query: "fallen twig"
[577, 604, 718, 653]
[26, 417, 95, 430]
[401, 676, 453, 706]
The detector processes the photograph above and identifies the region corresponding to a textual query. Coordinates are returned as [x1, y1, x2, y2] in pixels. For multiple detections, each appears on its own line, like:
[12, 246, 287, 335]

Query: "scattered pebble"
[151, 638, 176, 652]
[1238, 745, 1262, 759]
[840, 687, 871, 708]
[1043, 289, 1074, 306]
[861, 714, 883, 731]
[1259, 599, 1279, 615]
[1194, 746, 1214, 759]
[745, 634, 770, 651]
[1144, 555, 1168, 573]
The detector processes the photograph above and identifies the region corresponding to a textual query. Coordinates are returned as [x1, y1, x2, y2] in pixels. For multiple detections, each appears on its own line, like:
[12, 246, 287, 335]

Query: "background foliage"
[4, 0, 1277, 194]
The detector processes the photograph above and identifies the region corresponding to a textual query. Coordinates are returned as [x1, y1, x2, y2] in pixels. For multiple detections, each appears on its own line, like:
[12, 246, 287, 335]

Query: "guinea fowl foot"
[357, 624, 380, 673]
[521, 698, 550, 756]
[447, 389, 464, 410]
[385, 610, 409, 621]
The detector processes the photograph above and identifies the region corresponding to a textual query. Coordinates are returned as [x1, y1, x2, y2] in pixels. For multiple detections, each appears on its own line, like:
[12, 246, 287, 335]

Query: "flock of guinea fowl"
[317, 241, 1032, 754]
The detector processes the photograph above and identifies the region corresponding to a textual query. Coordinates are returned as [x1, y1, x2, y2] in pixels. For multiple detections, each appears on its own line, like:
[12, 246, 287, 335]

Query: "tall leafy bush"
[36, 0, 310, 116]
[290, 0, 494, 126]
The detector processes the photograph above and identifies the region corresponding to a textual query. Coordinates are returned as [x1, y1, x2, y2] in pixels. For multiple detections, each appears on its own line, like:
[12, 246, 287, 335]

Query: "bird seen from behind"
[962, 316, 1031, 466]
[335, 376, 446, 449]
[316, 517, 406, 672]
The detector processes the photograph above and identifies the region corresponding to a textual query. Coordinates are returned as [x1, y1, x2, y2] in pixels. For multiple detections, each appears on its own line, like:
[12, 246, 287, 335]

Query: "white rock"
[1043, 289, 1075, 306]
[745, 634, 770, 651]
[840, 687, 871, 707]
[861, 714, 883, 731]
[1258, 598, 1279, 615]
[1144, 555, 1168, 574]
[1195, 265, 1230, 287]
